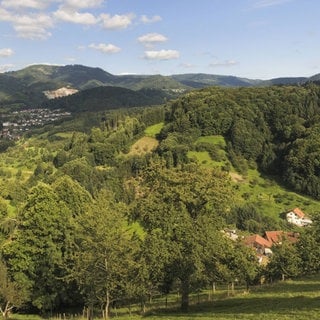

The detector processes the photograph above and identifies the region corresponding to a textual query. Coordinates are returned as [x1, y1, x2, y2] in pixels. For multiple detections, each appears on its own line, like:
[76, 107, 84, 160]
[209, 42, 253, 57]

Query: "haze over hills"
[0, 64, 318, 111]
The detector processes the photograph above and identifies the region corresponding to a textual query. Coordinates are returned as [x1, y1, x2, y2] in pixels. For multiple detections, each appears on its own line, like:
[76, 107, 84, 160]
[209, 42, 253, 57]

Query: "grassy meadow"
[144, 122, 164, 138]
[187, 135, 320, 220]
[9, 274, 320, 320]
[128, 122, 164, 155]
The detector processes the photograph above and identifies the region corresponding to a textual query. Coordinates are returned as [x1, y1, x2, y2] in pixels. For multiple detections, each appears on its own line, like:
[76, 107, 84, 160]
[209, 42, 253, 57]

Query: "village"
[0, 108, 71, 140]
[225, 207, 313, 265]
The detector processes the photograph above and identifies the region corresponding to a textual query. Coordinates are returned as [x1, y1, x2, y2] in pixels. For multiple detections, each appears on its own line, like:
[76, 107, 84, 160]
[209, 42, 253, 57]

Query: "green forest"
[1, 84, 320, 319]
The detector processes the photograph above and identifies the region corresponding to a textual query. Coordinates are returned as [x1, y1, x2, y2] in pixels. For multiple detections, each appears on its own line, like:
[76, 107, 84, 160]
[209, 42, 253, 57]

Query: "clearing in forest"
[128, 136, 159, 155]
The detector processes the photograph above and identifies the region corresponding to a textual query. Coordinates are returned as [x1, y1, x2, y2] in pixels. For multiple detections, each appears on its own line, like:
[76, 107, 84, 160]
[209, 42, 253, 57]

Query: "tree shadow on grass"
[144, 295, 320, 319]
[144, 280, 320, 319]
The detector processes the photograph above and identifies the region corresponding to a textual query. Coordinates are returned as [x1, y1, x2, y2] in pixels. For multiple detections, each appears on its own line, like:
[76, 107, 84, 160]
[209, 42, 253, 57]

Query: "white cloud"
[54, 0, 103, 25]
[13, 13, 54, 39]
[138, 33, 167, 47]
[89, 43, 121, 53]
[54, 9, 98, 25]
[0, 7, 15, 21]
[64, 0, 104, 9]
[0, 48, 14, 57]
[100, 13, 135, 30]
[14, 25, 52, 39]
[0, 1, 136, 39]
[0, 64, 14, 72]
[140, 15, 162, 24]
[0, 7, 54, 39]
[1, 0, 52, 10]
[253, 0, 292, 8]
[209, 60, 238, 67]
[144, 50, 180, 60]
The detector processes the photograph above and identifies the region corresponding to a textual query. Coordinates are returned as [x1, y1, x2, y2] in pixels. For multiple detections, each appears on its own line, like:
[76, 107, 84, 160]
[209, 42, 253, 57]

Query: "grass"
[188, 151, 227, 168]
[188, 135, 230, 169]
[127, 123, 164, 156]
[187, 135, 320, 221]
[196, 135, 226, 147]
[10, 274, 320, 320]
[235, 168, 320, 220]
[51, 132, 75, 139]
[144, 122, 164, 138]
[145, 274, 320, 320]
[128, 136, 159, 156]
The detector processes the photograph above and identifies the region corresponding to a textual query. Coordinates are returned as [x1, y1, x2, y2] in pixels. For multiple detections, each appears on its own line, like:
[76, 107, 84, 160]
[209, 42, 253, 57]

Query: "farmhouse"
[286, 207, 312, 227]
[264, 230, 299, 245]
[243, 234, 272, 255]
[243, 230, 300, 265]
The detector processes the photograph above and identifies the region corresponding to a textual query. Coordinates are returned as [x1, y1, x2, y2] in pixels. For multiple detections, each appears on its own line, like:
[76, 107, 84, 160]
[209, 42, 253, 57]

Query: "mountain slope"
[264, 77, 307, 86]
[8, 64, 188, 91]
[44, 86, 168, 112]
[171, 73, 262, 88]
[1, 64, 320, 110]
[8, 64, 115, 90]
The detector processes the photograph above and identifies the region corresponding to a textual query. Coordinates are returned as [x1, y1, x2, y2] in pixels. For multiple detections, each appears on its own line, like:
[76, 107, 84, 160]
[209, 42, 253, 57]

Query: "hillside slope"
[44, 86, 168, 112]
[0, 64, 318, 110]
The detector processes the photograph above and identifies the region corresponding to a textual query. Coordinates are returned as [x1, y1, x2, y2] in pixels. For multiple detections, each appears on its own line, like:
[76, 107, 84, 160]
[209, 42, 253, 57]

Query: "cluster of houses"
[243, 230, 299, 265]
[1, 108, 71, 139]
[225, 208, 312, 265]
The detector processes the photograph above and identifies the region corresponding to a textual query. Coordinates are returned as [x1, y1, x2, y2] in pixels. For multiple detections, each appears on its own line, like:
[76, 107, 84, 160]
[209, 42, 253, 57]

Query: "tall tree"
[2, 183, 74, 313]
[132, 163, 235, 311]
[72, 190, 140, 319]
[266, 240, 301, 281]
[296, 212, 320, 274]
[52, 175, 93, 216]
[0, 260, 28, 319]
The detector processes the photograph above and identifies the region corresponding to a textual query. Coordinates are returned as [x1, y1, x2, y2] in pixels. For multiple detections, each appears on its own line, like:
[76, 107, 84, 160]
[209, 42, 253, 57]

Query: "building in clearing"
[286, 207, 312, 227]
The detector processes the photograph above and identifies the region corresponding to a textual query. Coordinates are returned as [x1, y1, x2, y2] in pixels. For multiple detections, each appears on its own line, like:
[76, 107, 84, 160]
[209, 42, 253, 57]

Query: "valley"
[1, 108, 71, 139]
[0, 65, 320, 319]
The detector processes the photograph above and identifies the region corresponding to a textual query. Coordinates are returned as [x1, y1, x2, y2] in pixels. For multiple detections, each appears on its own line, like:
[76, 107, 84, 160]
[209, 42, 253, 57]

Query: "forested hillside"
[0, 64, 318, 111]
[44, 86, 170, 112]
[0, 84, 320, 319]
[159, 84, 320, 199]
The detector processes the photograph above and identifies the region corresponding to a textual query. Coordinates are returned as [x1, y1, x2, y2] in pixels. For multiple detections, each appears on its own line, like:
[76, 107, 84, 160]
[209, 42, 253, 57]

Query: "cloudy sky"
[0, 0, 319, 79]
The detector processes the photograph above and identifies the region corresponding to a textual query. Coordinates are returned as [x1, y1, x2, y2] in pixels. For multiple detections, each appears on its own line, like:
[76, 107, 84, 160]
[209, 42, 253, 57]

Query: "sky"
[0, 0, 320, 79]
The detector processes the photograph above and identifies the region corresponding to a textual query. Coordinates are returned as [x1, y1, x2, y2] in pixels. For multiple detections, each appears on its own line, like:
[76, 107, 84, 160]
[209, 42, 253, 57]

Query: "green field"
[144, 122, 164, 138]
[188, 150, 227, 168]
[235, 169, 320, 220]
[188, 135, 230, 168]
[188, 135, 320, 220]
[196, 135, 226, 147]
[10, 274, 320, 320]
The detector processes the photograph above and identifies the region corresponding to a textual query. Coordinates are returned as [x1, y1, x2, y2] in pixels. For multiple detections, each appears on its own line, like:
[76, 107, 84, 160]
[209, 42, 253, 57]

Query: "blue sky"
[0, 0, 319, 79]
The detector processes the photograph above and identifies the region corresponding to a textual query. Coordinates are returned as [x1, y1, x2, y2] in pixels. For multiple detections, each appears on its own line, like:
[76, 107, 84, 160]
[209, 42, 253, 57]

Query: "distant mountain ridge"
[0, 64, 317, 110]
[171, 73, 262, 88]
[44, 86, 170, 112]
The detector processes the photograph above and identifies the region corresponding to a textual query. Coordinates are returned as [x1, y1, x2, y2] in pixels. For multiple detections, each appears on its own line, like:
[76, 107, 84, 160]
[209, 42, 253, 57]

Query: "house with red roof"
[243, 230, 300, 265]
[286, 207, 312, 227]
[264, 231, 299, 245]
[243, 234, 272, 255]
[243, 234, 272, 265]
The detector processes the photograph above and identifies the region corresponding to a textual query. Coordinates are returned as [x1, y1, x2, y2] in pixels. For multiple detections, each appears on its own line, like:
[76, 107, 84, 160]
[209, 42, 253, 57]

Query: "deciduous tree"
[72, 190, 140, 319]
[133, 163, 235, 311]
[0, 260, 28, 319]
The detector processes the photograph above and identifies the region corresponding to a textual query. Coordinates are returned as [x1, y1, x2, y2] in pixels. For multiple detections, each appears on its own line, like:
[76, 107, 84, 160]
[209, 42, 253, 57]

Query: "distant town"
[1, 108, 71, 140]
